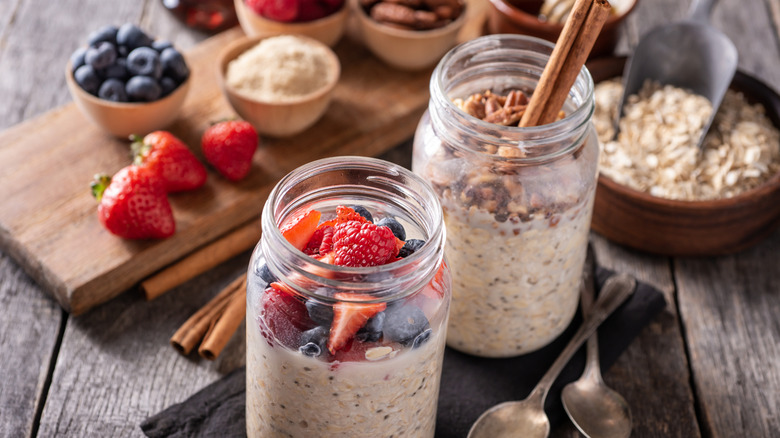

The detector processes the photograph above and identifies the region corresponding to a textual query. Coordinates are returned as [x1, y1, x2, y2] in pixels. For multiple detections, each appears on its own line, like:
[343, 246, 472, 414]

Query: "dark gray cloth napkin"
[141, 267, 666, 438]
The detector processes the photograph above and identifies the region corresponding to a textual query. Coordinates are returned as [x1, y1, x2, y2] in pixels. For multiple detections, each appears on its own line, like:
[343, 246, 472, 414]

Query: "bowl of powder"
[587, 56, 780, 256]
[218, 34, 340, 137]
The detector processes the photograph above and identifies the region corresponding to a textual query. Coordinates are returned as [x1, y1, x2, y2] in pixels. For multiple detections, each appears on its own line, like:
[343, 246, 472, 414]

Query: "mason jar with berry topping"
[246, 156, 451, 437]
[412, 34, 599, 358]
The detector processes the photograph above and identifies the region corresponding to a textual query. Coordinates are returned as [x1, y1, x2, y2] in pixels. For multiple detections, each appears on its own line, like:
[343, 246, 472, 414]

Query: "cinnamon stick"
[519, 0, 611, 127]
[142, 219, 261, 300]
[198, 277, 247, 360]
[170, 274, 246, 355]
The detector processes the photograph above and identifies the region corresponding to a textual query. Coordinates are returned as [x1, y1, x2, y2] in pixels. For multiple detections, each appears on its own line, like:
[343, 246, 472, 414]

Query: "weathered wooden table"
[1, 0, 779, 436]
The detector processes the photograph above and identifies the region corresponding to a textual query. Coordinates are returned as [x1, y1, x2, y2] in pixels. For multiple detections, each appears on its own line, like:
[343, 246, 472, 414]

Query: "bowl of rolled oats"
[587, 56, 780, 255]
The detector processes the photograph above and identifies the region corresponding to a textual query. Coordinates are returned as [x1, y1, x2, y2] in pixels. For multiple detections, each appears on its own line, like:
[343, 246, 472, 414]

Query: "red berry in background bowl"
[243, 0, 343, 22]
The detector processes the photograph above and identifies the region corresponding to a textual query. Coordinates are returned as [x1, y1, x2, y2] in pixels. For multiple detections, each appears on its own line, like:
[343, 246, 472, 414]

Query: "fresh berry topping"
[280, 209, 322, 251]
[376, 217, 406, 241]
[383, 304, 431, 347]
[304, 225, 332, 255]
[127, 47, 162, 78]
[256, 262, 277, 284]
[131, 131, 208, 193]
[160, 47, 189, 82]
[350, 205, 373, 222]
[398, 238, 425, 258]
[299, 326, 329, 357]
[317, 226, 334, 254]
[328, 293, 386, 353]
[336, 205, 371, 224]
[85, 41, 117, 70]
[91, 165, 175, 240]
[201, 120, 259, 181]
[356, 311, 385, 342]
[126, 75, 161, 102]
[332, 221, 397, 267]
[262, 284, 312, 348]
[116, 23, 153, 51]
[305, 299, 334, 326]
[98, 78, 127, 102]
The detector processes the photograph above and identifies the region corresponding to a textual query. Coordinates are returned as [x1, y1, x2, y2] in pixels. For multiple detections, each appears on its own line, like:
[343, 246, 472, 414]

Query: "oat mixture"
[595, 79, 780, 200]
[226, 35, 334, 102]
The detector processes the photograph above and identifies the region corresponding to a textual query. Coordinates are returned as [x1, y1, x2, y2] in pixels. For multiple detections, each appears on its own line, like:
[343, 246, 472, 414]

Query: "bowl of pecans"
[351, 0, 467, 71]
[587, 56, 780, 256]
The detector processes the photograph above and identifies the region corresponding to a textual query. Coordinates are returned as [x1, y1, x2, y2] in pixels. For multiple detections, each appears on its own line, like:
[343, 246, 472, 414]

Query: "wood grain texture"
[0, 21, 438, 315]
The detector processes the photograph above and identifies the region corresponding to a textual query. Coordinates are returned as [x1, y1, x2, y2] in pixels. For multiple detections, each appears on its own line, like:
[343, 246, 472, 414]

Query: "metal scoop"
[616, 0, 738, 148]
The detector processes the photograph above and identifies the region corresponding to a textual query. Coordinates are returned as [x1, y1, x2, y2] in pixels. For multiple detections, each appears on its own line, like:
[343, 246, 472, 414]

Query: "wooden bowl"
[350, 0, 466, 71]
[587, 56, 780, 256]
[217, 34, 340, 138]
[64, 63, 190, 138]
[234, 0, 349, 47]
[486, 0, 638, 58]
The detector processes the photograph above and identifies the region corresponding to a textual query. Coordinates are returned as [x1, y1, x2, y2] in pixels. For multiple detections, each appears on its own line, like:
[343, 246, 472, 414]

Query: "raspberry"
[336, 205, 371, 224]
[332, 221, 397, 267]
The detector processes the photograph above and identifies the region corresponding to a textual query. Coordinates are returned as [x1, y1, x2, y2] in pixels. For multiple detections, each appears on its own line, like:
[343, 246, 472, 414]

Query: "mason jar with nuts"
[412, 35, 599, 358]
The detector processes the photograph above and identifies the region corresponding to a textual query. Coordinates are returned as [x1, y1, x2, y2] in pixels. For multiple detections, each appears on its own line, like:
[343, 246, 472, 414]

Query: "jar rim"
[260, 156, 446, 303]
[430, 34, 595, 164]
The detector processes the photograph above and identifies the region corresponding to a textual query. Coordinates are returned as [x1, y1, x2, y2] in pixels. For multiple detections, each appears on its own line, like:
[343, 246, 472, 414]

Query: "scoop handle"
[688, 0, 718, 24]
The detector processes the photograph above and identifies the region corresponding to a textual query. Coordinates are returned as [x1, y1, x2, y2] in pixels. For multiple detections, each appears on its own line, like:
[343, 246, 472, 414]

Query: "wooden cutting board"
[0, 10, 485, 314]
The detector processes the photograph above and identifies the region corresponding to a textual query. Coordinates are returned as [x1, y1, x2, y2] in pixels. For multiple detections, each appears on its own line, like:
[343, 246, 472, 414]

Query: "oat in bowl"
[587, 56, 780, 255]
[412, 35, 599, 358]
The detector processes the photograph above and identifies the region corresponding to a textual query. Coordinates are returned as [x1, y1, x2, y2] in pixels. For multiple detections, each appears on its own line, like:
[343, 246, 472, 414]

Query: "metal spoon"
[467, 273, 637, 438]
[561, 249, 632, 438]
[616, 0, 738, 148]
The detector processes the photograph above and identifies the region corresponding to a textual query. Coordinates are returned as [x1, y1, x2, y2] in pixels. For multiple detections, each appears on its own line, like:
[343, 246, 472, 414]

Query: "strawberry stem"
[129, 134, 150, 165]
[90, 173, 112, 201]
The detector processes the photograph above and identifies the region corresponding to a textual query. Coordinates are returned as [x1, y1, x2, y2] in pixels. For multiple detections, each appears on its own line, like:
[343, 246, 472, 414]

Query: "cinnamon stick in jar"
[520, 0, 611, 127]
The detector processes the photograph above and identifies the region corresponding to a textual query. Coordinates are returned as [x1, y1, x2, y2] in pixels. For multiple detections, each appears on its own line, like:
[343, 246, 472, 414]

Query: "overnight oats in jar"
[412, 35, 598, 358]
[246, 156, 451, 437]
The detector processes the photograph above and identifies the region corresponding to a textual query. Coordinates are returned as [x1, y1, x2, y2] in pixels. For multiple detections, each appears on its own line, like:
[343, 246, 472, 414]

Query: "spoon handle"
[581, 248, 601, 379]
[529, 273, 636, 403]
[688, 0, 718, 24]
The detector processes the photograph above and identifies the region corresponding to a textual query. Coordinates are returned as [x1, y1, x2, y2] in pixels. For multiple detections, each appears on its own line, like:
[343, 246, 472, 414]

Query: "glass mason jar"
[412, 35, 598, 358]
[246, 156, 451, 437]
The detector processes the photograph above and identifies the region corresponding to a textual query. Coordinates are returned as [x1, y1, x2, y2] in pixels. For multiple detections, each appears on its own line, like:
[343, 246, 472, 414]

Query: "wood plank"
[0, 22, 441, 315]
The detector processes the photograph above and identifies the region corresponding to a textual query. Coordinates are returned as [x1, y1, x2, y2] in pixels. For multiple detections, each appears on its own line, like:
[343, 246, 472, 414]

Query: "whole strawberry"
[201, 120, 258, 181]
[91, 165, 175, 239]
[132, 131, 207, 193]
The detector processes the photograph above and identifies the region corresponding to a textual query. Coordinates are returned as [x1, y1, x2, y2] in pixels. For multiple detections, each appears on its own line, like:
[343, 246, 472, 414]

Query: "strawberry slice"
[336, 205, 370, 224]
[328, 292, 386, 353]
[280, 209, 321, 251]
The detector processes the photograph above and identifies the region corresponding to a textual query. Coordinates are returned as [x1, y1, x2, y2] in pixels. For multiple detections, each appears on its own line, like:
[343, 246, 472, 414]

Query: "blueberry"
[356, 311, 385, 342]
[376, 217, 406, 241]
[306, 300, 333, 326]
[152, 39, 173, 52]
[116, 23, 153, 51]
[350, 205, 373, 222]
[383, 305, 430, 347]
[160, 76, 178, 97]
[70, 47, 87, 72]
[256, 263, 277, 285]
[87, 25, 118, 46]
[118, 45, 129, 57]
[299, 326, 329, 357]
[125, 75, 161, 102]
[101, 57, 127, 80]
[398, 239, 425, 258]
[412, 328, 432, 349]
[85, 42, 117, 70]
[127, 47, 162, 78]
[98, 78, 127, 102]
[73, 65, 101, 95]
[160, 47, 189, 82]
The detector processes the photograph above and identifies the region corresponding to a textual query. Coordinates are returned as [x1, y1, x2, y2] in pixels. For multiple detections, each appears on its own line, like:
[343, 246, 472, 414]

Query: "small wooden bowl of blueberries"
[65, 23, 191, 138]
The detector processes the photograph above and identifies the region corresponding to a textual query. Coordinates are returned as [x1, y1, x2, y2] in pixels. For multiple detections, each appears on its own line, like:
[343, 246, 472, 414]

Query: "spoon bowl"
[562, 378, 632, 437]
[617, 0, 737, 148]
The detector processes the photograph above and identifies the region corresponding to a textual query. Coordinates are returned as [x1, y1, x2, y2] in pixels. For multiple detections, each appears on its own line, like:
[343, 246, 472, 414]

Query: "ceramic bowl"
[218, 34, 340, 137]
[486, 0, 638, 58]
[234, 0, 349, 47]
[65, 63, 190, 138]
[587, 56, 780, 256]
[351, 0, 467, 71]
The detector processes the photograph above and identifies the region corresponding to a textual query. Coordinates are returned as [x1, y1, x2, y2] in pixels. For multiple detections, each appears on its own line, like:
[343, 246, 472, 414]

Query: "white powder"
[226, 35, 335, 102]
